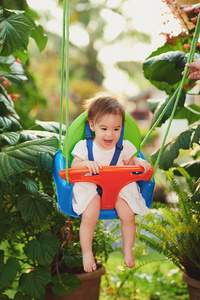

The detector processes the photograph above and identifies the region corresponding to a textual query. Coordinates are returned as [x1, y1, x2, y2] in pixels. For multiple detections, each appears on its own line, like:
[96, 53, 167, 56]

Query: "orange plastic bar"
[59, 166, 154, 210]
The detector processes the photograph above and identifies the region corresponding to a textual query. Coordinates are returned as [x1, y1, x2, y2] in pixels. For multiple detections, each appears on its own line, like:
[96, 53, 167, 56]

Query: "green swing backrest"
[62, 111, 141, 166]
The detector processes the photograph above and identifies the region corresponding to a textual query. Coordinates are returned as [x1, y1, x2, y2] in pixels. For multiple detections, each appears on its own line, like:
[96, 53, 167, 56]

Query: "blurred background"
[0, 0, 183, 125]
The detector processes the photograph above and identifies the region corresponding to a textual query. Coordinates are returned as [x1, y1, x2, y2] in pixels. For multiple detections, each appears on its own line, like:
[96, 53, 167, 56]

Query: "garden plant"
[139, 0, 200, 290]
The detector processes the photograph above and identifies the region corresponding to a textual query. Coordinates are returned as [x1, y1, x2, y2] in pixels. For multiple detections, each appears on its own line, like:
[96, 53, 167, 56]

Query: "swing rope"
[58, 0, 69, 184]
[58, 0, 200, 184]
[140, 13, 200, 180]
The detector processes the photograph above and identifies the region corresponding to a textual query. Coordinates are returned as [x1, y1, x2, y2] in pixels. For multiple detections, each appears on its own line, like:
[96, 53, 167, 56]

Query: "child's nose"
[106, 130, 112, 137]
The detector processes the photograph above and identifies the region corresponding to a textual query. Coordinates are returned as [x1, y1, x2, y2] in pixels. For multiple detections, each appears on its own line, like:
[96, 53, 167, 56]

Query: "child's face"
[89, 113, 123, 150]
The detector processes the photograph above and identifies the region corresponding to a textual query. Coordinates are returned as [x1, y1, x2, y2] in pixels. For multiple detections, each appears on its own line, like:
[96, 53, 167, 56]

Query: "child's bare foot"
[82, 251, 97, 272]
[121, 246, 135, 268]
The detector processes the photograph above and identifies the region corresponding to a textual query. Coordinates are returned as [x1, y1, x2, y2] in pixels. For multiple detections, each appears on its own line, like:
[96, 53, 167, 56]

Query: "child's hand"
[126, 156, 151, 173]
[83, 160, 102, 174]
[137, 159, 151, 174]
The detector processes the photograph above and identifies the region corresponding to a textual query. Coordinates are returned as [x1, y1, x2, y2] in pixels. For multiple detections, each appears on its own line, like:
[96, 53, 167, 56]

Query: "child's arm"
[123, 156, 151, 173]
[71, 155, 102, 174]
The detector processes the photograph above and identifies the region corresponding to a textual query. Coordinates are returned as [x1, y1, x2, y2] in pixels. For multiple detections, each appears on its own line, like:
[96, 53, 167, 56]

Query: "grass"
[100, 250, 189, 300]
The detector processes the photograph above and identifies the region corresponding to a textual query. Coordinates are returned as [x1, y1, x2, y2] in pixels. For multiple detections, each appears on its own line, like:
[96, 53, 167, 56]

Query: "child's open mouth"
[104, 139, 113, 146]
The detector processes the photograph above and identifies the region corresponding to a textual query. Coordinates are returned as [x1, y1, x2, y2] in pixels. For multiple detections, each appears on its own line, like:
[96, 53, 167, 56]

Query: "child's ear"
[88, 120, 94, 131]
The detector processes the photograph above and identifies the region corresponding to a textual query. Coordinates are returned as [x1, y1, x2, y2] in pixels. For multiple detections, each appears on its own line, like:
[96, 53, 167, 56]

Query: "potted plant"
[138, 166, 200, 299]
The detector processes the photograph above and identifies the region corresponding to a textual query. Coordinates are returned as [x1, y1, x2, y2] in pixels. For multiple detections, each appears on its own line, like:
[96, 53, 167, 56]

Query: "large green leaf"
[0, 250, 21, 291]
[17, 193, 53, 225]
[143, 51, 187, 83]
[0, 10, 34, 56]
[151, 125, 200, 170]
[19, 266, 51, 300]
[0, 136, 58, 181]
[143, 51, 200, 94]
[150, 88, 186, 128]
[52, 273, 82, 297]
[24, 233, 60, 266]
[0, 9, 47, 56]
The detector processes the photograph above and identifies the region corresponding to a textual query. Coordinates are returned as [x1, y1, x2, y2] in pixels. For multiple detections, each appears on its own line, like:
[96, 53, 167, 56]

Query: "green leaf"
[143, 51, 200, 94]
[151, 88, 186, 128]
[2, 57, 27, 85]
[24, 233, 60, 266]
[174, 160, 200, 179]
[20, 177, 39, 195]
[0, 132, 20, 146]
[30, 23, 48, 52]
[0, 84, 19, 119]
[33, 120, 66, 134]
[63, 253, 83, 268]
[0, 250, 21, 291]
[174, 104, 200, 125]
[147, 98, 161, 113]
[0, 115, 21, 131]
[143, 51, 187, 83]
[191, 124, 200, 145]
[20, 130, 60, 142]
[17, 193, 53, 225]
[19, 266, 51, 300]
[12, 49, 29, 64]
[151, 126, 198, 170]
[52, 273, 82, 297]
[0, 136, 58, 181]
[0, 10, 34, 56]
[37, 152, 56, 170]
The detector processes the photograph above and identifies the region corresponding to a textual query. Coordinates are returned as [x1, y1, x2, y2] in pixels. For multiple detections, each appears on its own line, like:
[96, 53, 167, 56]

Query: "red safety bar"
[59, 166, 154, 210]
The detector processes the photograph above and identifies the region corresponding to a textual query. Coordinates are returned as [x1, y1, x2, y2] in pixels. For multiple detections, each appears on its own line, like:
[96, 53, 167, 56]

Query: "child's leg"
[80, 194, 101, 272]
[115, 197, 136, 268]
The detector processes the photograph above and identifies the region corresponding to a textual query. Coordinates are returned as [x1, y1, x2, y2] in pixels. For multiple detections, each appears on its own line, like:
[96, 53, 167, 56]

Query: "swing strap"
[85, 121, 124, 165]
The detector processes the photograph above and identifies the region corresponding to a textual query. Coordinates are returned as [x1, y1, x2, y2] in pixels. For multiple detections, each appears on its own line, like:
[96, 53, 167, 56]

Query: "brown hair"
[84, 93, 125, 124]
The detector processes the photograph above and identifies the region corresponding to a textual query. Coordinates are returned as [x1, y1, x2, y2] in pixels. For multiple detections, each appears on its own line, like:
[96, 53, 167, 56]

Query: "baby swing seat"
[52, 112, 155, 220]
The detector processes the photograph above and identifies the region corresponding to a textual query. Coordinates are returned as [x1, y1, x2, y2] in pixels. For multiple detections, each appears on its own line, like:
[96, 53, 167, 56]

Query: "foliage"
[0, 5, 48, 128]
[143, 2, 200, 172]
[0, 7, 120, 299]
[100, 248, 188, 300]
[138, 167, 200, 281]
[140, 2, 200, 286]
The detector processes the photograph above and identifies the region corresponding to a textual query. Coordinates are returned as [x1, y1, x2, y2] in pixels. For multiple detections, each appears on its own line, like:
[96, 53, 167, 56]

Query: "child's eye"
[101, 128, 107, 131]
[114, 128, 120, 131]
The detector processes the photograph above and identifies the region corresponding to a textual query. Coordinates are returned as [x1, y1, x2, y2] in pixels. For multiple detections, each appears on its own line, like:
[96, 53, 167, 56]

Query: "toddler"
[71, 94, 151, 272]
